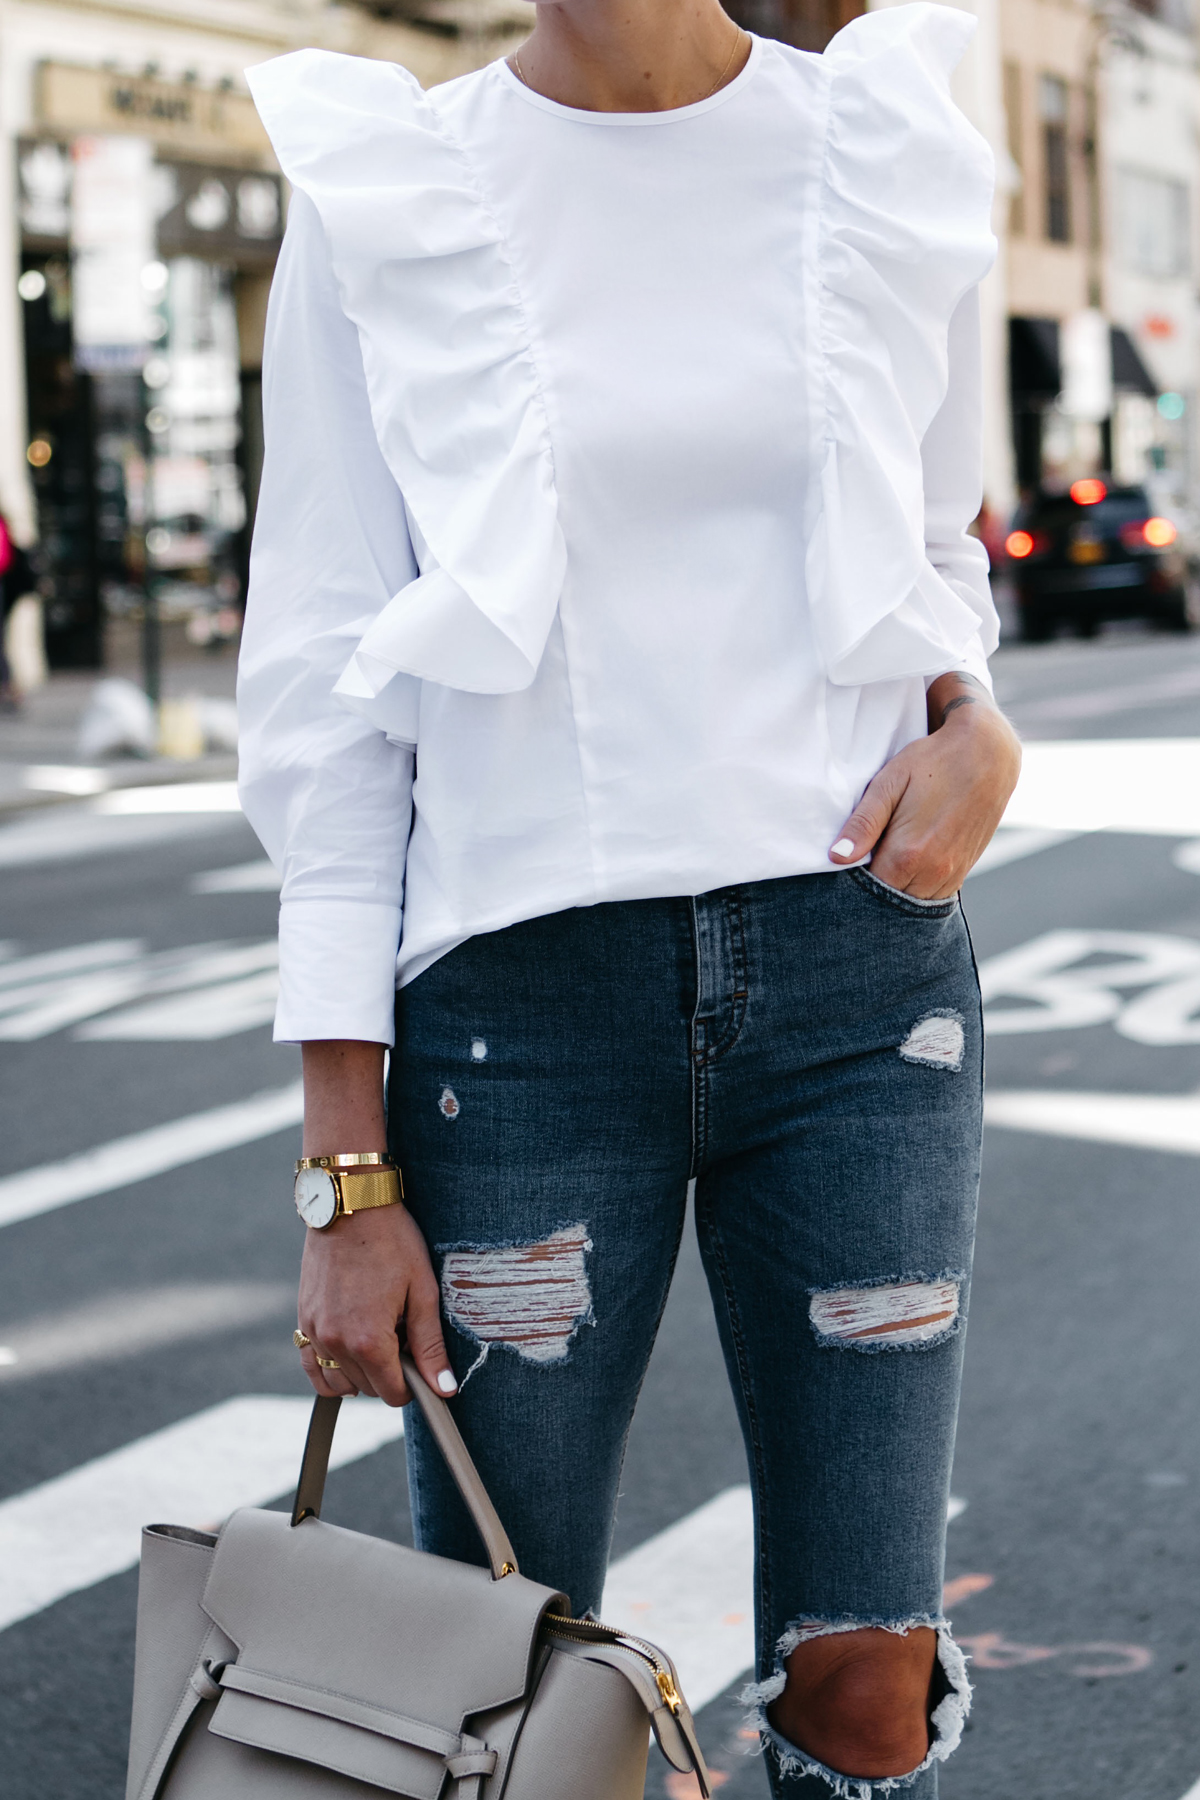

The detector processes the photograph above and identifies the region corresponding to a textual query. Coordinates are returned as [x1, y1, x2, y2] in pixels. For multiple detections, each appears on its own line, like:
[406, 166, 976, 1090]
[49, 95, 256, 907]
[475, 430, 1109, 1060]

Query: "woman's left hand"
[828, 673, 1022, 899]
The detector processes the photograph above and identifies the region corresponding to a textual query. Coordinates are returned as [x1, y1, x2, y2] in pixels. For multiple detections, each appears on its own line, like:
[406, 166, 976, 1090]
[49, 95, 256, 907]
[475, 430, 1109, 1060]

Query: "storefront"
[13, 64, 281, 668]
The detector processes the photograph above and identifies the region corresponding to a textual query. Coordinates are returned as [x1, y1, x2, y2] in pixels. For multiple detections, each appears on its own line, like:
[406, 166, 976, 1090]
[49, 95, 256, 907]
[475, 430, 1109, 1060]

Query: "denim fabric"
[388, 869, 983, 1798]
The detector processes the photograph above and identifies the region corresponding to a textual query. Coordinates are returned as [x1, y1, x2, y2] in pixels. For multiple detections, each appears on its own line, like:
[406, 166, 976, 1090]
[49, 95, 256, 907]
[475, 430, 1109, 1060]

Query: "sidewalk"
[0, 622, 239, 817]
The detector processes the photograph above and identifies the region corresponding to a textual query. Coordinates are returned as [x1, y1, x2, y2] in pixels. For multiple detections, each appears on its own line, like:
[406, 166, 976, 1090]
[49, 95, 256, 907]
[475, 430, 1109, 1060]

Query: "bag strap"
[290, 1353, 520, 1582]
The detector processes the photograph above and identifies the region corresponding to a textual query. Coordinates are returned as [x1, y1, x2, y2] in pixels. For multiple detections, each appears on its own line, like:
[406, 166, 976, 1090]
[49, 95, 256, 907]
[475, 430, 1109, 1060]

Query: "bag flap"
[208, 1677, 457, 1799]
[202, 1509, 563, 1731]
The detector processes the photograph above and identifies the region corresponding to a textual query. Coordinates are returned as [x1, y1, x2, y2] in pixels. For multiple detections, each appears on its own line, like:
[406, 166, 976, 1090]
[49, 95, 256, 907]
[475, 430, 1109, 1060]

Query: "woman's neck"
[510, 0, 750, 113]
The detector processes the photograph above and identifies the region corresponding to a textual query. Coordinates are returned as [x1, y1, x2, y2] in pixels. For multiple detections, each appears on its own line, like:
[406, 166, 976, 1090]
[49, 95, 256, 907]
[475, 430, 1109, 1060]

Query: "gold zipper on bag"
[541, 1615, 683, 1714]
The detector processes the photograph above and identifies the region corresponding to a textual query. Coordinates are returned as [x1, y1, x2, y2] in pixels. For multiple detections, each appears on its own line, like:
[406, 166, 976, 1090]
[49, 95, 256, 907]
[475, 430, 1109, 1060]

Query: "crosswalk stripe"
[0, 1392, 971, 1726]
[0, 1080, 304, 1230]
[0, 1397, 406, 1633]
[601, 1486, 755, 1712]
[985, 1088, 1200, 1156]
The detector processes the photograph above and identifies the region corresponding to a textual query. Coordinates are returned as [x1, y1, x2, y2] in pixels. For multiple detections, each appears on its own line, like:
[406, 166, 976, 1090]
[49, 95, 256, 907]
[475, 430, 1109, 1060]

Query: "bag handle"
[290, 1353, 520, 1582]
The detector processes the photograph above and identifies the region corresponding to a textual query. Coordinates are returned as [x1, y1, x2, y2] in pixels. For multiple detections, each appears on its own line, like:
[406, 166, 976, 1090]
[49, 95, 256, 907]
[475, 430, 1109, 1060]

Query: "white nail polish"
[436, 1369, 458, 1394]
[831, 838, 856, 858]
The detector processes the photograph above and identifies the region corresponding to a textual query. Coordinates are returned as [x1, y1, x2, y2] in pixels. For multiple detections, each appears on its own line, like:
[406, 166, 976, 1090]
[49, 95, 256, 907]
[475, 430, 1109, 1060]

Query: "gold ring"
[293, 1329, 311, 1350]
[316, 1355, 341, 1370]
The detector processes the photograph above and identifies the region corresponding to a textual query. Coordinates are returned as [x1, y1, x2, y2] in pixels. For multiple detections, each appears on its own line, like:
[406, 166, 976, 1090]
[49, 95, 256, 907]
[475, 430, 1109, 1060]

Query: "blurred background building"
[0, 0, 1195, 672]
[0, 0, 531, 672]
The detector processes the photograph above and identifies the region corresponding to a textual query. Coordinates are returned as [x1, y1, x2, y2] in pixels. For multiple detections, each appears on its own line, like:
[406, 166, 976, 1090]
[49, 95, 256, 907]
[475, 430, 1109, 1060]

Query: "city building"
[1001, 0, 1195, 514]
[0, 0, 529, 668]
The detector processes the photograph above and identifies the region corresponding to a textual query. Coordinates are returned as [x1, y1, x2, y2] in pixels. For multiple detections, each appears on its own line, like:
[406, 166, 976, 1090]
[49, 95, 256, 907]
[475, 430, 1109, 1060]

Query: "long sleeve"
[920, 286, 1000, 692]
[237, 189, 418, 1045]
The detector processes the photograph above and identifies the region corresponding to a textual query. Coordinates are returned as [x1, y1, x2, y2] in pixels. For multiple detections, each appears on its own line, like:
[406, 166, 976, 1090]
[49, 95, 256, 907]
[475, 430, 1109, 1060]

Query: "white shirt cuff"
[924, 640, 993, 695]
[274, 898, 402, 1045]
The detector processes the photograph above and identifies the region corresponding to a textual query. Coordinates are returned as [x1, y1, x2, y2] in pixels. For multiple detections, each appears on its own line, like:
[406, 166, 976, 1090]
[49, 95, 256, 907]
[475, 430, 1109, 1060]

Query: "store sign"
[156, 163, 283, 264]
[1060, 308, 1114, 423]
[19, 137, 283, 269]
[37, 62, 270, 163]
[70, 135, 155, 371]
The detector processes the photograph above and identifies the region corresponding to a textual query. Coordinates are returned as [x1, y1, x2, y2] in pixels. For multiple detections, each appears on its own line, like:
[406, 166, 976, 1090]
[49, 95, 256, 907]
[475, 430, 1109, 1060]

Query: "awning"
[1010, 316, 1061, 397]
[1110, 326, 1157, 396]
[1010, 316, 1159, 401]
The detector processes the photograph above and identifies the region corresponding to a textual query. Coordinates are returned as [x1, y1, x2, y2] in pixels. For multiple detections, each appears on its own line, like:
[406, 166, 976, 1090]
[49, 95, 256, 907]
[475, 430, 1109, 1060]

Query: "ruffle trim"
[247, 48, 566, 700]
[811, 3, 997, 686]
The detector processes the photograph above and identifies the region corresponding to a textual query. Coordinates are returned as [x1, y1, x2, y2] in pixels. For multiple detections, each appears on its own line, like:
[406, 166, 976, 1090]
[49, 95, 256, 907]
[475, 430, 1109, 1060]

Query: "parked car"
[1005, 480, 1190, 640]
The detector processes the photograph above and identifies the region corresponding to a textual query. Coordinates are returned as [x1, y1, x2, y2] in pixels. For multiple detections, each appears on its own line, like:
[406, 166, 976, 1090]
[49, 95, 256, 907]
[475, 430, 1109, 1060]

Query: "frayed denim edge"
[741, 1616, 972, 1800]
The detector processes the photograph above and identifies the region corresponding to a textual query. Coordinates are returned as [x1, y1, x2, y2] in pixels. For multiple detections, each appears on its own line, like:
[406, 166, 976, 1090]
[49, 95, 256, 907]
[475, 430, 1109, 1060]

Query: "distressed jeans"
[388, 869, 983, 1799]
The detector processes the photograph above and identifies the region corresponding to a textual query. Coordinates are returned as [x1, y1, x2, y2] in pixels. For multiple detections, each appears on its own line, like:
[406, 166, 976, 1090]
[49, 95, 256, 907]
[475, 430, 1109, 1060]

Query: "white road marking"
[77, 970, 281, 1040]
[600, 1488, 969, 1713]
[602, 1487, 754, 1711]
[979, 929, 1200, 1042]
[1176, 1779, 1200, 1800]
[23, 764, 112, 796]
[192, 859, 281, 893]
[0, 1080, 303, 1230]
[0, 805, 240, 868]
[967, 828, 1079, 877]
[0, 1396, 406, 1633]
[0, 937, 279, 1041]
[0, 1282, 293, 1382]
[1003, 738, 1200, 836]
[985, 1089, 1200, 1156]
[97, 782, 242, 814]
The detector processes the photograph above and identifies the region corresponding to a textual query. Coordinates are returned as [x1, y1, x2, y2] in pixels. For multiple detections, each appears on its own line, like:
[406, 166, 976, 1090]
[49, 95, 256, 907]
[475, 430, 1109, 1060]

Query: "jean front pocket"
[848, 865, 960, 920]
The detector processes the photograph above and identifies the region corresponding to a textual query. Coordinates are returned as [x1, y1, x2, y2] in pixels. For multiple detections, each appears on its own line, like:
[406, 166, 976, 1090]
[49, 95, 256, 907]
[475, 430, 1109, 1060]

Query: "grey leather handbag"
[125, 1355, 711, 1800]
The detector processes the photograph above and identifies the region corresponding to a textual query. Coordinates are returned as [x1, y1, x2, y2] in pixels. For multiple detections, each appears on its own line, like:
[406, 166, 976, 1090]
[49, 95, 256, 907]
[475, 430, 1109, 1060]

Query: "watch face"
[294, 1167, 338, 1229]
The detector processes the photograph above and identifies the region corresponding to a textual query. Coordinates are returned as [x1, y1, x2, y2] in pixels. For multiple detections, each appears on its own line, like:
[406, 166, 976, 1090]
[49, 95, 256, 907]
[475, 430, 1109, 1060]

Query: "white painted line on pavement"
[97, 782, 241, 815]
[1176, 1779, 1200, 1800]
[192, 859, 281, 893]
[0, 1396, 406, 1633]
[601, 1485, 968, 1712]
[0, 1282, 293, 1382]
[0, 1080, 304, 1230]
[985, 1088, 1200, 1156]
[602, 1486, 755, 1712]
[967, 828, 1079, 877]
[0, 807, 238, 869]
[1004, 739, 1200, 836]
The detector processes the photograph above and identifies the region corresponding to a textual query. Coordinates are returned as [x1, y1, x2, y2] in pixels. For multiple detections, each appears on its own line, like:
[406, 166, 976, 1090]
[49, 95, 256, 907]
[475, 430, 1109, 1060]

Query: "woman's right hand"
[296, 1038, 457, 1406]
[296, 1201, 457, 1406]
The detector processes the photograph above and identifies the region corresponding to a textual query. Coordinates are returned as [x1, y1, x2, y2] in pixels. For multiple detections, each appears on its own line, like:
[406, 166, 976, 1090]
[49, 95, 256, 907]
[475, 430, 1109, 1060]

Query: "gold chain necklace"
[511, 25, 746, 106]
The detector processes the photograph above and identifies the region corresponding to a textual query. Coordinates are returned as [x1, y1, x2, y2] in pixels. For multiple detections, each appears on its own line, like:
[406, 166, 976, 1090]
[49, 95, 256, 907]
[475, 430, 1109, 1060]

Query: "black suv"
[1006, 480, 1190, 640]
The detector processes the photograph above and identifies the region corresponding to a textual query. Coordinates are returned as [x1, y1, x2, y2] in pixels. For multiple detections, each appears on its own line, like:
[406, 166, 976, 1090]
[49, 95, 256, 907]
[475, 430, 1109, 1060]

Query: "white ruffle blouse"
[240, 3, 998, 1045]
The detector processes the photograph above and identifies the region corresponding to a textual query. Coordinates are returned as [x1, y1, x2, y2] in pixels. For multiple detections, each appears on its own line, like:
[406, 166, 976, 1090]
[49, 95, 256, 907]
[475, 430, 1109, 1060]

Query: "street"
[1, 627, 1199, 1800]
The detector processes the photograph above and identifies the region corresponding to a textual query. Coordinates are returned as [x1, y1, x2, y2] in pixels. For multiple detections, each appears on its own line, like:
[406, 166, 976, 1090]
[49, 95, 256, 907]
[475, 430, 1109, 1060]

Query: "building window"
[1040, 74, 1071, 244]
[1116, 168, 1190, 277]
[1003, 60, 1025, 237]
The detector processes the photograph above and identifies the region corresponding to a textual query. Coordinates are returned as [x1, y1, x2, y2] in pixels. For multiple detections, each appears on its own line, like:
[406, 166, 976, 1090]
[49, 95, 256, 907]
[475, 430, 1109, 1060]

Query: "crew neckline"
[492, 34, 764, 125]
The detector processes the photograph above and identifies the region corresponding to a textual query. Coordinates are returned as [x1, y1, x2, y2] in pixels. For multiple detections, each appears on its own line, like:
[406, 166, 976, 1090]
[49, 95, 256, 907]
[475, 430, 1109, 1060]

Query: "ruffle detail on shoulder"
[247, 49, 565, 698]
[810, 3, 996, 686]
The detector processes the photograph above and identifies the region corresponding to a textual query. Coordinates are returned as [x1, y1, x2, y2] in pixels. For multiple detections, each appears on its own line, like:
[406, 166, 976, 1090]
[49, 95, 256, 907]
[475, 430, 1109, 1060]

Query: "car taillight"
[1070, 478, 1108, 505]
[1005, 529, 1049, 559]
[1119, 517, 1178, 550]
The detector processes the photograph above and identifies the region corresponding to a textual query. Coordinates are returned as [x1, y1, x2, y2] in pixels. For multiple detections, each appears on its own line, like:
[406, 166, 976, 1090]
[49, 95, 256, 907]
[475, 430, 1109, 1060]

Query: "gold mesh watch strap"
[334, 1167, 403, 1214]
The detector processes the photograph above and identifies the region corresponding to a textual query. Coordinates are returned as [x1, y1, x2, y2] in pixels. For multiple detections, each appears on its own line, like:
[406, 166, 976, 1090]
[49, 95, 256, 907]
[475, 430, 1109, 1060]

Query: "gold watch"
[293, 1153, 404, 1230]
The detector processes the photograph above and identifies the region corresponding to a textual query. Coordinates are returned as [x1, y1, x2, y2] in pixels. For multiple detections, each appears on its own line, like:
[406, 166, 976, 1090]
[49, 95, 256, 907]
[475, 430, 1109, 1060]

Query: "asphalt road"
[2, 624, 1200, 1800]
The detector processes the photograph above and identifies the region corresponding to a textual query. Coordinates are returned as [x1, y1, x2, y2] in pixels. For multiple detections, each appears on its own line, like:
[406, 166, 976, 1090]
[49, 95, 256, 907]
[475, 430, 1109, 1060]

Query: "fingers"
[405, 1273, 458, 1399]
[828, 762, 909, 866]
[296, 1339, 360, 1399]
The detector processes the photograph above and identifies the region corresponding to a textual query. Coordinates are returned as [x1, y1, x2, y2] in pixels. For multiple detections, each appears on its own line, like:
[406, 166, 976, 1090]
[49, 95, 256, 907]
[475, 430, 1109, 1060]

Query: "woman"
[241, 2, 1021, 1792]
